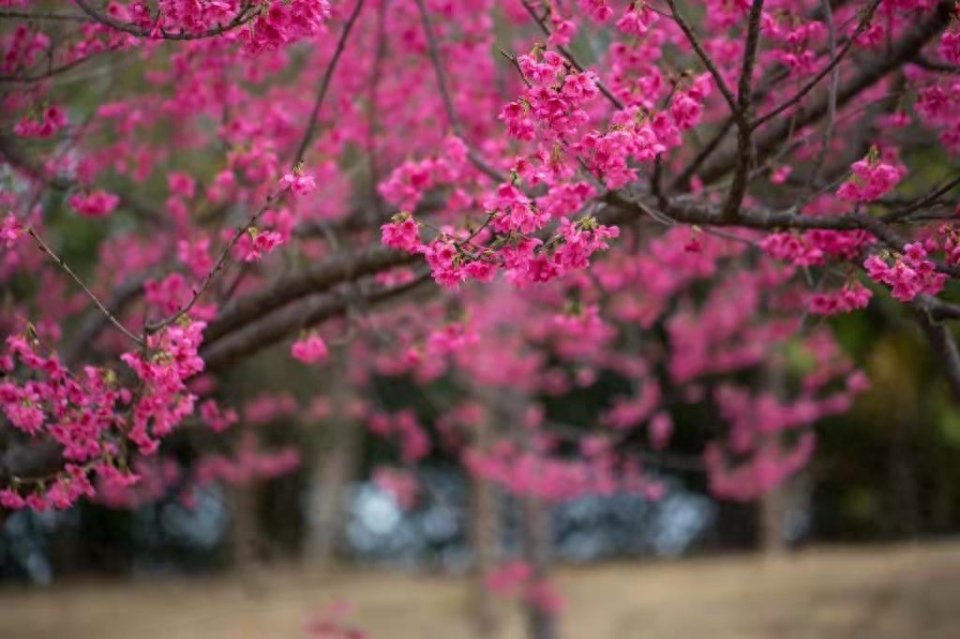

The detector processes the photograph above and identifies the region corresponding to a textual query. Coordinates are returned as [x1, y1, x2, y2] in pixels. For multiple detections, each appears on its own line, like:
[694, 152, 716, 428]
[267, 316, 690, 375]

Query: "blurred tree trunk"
[932, 462, 954, 533]
[228, 481, 263, 591]
[509, 390, 558, 639]
[306, 353, 360, 569]
[520, 494, 556, 639]
[888, 414, 920, 540]
[759, 360, 789, 555]
[469, 410, 501, 639]
[759, 481, 788, 555]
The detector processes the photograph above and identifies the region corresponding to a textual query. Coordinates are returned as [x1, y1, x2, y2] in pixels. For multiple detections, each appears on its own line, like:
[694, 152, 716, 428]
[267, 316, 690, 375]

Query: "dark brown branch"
[882, 175, 960, 222]
[664, 0, 741, 123]
[0, 10, 89, 21]
[920, 295, 960, 322]
[698, 2, 952, 184]
[721, 0, 766, 222]
[202, 271, 432, 371]
[73, 0, 257, 41]
[203, 245, 417, 345]
[671, 117, 736, 192]
[910, 54, 960, 73]
[751, 0, 882, 130]
[915, 300, 960, 402]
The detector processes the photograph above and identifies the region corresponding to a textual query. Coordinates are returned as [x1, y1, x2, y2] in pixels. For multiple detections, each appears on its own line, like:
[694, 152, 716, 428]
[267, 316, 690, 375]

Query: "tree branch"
[415, 0, 508, 183]
[292, 0, 367, 166]
[202, 270, 432, 371]
[73, 0, 258, 41]
[203, 245, 417, 345]
[698, 1, 952, 184]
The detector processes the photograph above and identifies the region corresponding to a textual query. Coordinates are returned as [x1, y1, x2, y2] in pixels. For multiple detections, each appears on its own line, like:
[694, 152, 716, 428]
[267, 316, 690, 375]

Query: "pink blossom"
[1, 213, 23, 247]
[837, 155, 904, 202]
[68, 190, 120, 217]
[380, 215, 421, 252]
[280, 171, 317, 196]
[239, 228, 284, 262]
[291, 333, 329, 363]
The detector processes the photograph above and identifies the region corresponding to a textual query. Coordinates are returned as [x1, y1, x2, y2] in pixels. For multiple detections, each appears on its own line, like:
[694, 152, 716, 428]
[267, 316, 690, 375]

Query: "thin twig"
[145, 194, 284, 333]
[26, 228, 143, 346]
[664, 0, 741, 122]
[519, 0, 625, 110]
[414, 0, 507, 183]
[883, 174, 960, 223]
[751, 0, 882, 130]
[292, 0, 367, 166]
[803, 0, 840, 194]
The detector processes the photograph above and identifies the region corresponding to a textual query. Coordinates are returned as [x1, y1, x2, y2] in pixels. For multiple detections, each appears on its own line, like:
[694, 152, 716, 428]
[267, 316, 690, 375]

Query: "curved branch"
[750, 0, 882, 131]
[203, 245, 417, 345]
[292, 0, 367, 166]
[73, 0, 257, 41]
[698, 1, 952, 184]
[415, 0, 507, 183]
[664, 0, 741, 122]
[202, 270, 431, 371]
[915, 299, 960, 402]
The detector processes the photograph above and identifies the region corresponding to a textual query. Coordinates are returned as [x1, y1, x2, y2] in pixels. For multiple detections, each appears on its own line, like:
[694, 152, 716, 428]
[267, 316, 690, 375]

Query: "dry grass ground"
[1, 541, 959, 639]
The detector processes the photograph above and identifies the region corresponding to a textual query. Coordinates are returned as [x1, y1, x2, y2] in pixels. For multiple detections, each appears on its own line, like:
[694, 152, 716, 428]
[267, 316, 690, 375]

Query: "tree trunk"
[889, 415, 920, 539]
[510, 390, 557, 639]
[469, 409, 501, 639]
[759, 481, 788, 555]
[229, 482, 263, 592]
[520, 494, 557, 639]
[305, 354, 361, 569]
[461, 372, 503, 639]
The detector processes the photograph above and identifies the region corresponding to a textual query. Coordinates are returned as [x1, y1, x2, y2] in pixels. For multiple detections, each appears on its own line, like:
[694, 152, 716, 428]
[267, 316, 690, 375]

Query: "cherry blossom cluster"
[809, 281, 873, 316]
[292, 332, 330, 363]
[0, 0, 956, 586]
[194, 431, 300, 486]
[836, 152, 906, 202]
[0, 317, 206, 510]
[864, 242, 947, 302]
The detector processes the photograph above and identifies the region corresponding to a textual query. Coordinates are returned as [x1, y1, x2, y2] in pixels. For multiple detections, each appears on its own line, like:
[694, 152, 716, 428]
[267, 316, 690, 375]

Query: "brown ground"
[1, 541, 959, 639]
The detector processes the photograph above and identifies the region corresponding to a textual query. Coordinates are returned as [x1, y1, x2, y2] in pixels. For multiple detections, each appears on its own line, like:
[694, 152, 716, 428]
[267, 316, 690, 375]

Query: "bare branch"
[721, 0, 766, 222]
[203, 245, 417, 345]
[73, 0, 258, 41]
[664, 0, 741, 124]
[751, 0, 883, 131]
[292, 0, 367, 166]
[415, 0, 508, 183]
[26, 228, 143, 347]
[0, 10, 89, 21]
[202, 270, 431, 371]
[915, 299, 960, 402]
